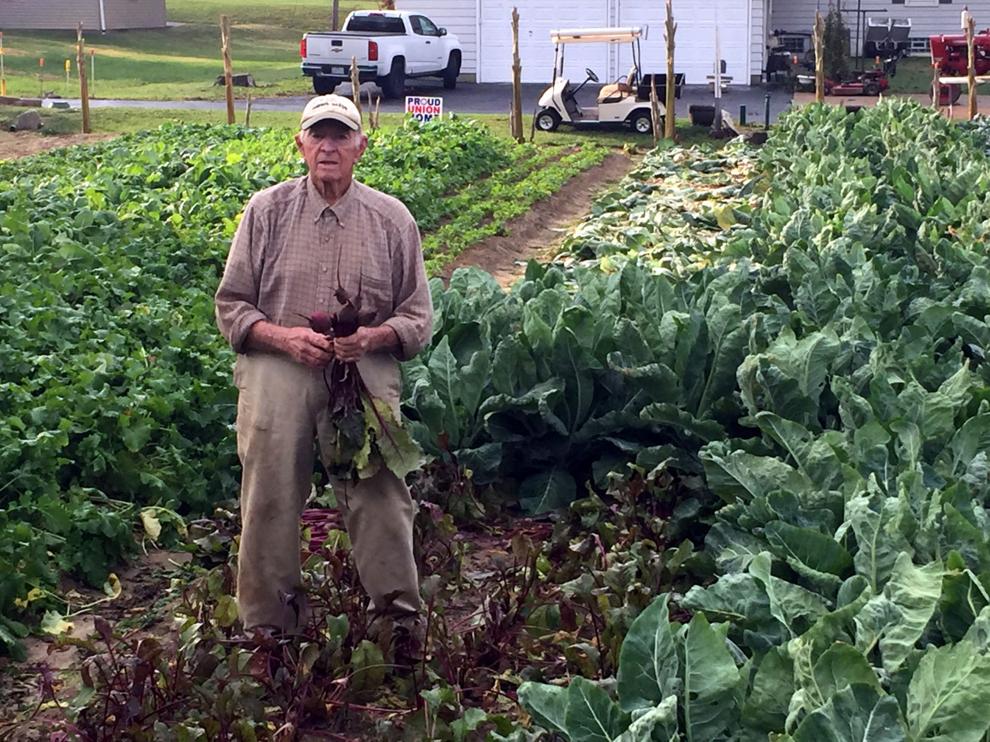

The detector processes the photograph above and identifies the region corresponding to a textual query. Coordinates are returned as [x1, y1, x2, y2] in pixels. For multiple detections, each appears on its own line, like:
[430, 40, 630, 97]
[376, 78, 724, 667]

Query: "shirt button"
[321, 264, 328, 272]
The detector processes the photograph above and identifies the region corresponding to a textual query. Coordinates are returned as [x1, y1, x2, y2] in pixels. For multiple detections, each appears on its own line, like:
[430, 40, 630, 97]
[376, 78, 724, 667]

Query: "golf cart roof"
[550, 27, 645, 44]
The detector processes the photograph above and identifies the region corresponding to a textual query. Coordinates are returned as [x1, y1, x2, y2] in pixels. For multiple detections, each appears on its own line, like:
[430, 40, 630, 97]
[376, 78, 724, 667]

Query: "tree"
[822, 4, 849, 81]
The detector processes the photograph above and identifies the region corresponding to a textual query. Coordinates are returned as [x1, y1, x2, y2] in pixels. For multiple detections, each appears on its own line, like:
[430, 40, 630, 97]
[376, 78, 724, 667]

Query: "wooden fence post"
[968, 14, 978, 120]
[350, 57, 363, 123]
[220, 15, 235, 124]
[814, 11, 825, 103]
[650, 76, 661, 144]
[664, 0, 677, 140]
[76, 24, 91, 134]
[331, 0, 341, 31]
[511, 7, 524, 143]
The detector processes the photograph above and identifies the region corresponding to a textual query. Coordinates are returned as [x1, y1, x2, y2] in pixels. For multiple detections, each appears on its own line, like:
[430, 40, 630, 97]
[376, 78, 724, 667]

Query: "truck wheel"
[535, 108, 561, 132]
[630, 111, 652, 134]
[443, 51, 461, 90]
[381, 58, 406, 99]
[313, 77, 338, 95]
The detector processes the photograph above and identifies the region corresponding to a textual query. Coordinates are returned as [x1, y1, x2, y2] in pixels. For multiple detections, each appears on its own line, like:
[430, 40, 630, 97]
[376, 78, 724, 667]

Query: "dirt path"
[441, 152, 638, 287]
[0, 131, 116, 161]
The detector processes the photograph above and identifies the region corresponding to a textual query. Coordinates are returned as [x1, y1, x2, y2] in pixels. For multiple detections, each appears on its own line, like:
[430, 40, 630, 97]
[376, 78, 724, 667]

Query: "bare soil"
[0, 131, 116, 161]
[441, 152, 638, 287]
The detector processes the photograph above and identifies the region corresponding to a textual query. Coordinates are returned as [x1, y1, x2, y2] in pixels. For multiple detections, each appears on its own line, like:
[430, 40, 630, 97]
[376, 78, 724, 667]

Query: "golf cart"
[533, 26, 662, 134]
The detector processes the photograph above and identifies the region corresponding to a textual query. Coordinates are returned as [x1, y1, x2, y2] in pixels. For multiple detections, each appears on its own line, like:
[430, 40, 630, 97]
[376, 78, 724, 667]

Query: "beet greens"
[307, 288, 423, 483]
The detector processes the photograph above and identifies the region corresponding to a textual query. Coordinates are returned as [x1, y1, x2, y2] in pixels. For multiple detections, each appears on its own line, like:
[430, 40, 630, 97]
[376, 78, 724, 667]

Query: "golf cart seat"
[598, 66, 637, 104]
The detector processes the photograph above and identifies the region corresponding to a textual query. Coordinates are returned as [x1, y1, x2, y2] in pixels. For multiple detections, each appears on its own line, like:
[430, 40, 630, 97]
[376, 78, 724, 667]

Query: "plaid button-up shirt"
[215, 176, 433, 361]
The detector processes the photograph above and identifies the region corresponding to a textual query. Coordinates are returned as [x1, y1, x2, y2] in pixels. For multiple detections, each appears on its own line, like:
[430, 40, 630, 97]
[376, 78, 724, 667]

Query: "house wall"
[394, 0, 479, 78]
[104, 0, 166, 30]
[398, 0, 766, 84]
[0, 0, 166, 30]
[771, 0, 990, 49]
[0, 0, 101, 30]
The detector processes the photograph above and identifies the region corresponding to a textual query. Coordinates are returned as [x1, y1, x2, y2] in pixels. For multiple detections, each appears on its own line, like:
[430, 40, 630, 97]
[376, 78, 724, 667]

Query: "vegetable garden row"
[3, 101, 990, 740]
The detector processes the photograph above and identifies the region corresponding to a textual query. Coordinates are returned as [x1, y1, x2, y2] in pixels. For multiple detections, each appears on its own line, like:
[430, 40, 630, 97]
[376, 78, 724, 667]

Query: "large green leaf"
[564, 677, 631, 742]
[843, 487, 914, 592]
[617, 697, 678, 742]
[854, 554, 944, 673]
[617, 594, 680, 712]
[741, 647, 794, 735]
[700, 443, 813, 503]
[426, 336, 462, 444]
[517, 682, 569, 737]
[793, 684, 907, 742]
[518, 469, 577, 515]
[906, 640, 990, 742]
[682, 613, 740, 742]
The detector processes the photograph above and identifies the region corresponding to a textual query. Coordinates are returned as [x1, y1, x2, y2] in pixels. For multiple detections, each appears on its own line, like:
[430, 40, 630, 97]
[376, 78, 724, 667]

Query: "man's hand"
[280, 327, 334, 368]
[334, 326, 399, 363]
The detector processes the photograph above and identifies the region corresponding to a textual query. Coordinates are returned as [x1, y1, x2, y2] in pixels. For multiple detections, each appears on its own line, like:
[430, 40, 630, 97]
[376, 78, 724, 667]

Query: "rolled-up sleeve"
[215, 197, 268, 353]
[383, 218, 433, 361]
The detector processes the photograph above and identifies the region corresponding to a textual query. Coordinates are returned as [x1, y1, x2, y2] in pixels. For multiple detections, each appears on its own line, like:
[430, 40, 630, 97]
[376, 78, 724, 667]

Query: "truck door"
[409, 15, 443, 72]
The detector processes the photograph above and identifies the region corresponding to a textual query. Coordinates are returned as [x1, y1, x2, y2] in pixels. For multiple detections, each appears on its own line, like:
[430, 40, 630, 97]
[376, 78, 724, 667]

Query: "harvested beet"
[305, 290, 423, 483]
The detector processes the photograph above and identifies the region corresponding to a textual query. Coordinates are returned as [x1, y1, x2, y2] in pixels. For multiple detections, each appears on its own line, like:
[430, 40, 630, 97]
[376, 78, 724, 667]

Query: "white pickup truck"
[300, 11, 462, 98]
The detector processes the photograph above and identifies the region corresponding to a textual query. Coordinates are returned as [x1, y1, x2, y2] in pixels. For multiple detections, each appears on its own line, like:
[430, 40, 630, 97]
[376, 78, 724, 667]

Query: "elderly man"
[215, 95, 433, 647]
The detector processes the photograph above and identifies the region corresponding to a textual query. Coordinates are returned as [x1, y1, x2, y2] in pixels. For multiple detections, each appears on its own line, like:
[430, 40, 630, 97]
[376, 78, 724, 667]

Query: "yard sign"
[405, 95, 443, 122]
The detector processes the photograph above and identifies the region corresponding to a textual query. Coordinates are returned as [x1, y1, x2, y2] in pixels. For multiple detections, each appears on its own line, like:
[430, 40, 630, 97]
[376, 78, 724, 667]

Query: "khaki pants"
[233, 350, 421, 631]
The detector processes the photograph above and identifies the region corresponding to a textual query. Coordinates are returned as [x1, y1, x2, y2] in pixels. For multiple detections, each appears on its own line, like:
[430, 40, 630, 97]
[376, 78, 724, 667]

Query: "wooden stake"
[664, 0, 677, 140]
[814, 11, 825, 103]
[366, 87, 381, 130]
[511, 7, 524, 143]
[1, 32, 7, 97]
[76, 24, 91, 134]
[220, 15, 235, 125]
[932, 63, 941, 110]
[331, 0, 341, 31]
[649, 76, 661, 145]
[350, 56, 363, 123]
[245, 91, 253, 127]
[968, 15, 978, 120]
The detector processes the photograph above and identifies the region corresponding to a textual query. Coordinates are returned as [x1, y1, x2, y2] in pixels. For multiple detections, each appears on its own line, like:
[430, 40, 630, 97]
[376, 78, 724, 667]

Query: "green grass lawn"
[0, 0, 375, 100]
[886, 55, 935, 95]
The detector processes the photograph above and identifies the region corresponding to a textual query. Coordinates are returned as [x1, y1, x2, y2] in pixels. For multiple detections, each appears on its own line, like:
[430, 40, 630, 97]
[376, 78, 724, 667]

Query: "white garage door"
[478, 2, 610, 83]
[643, 0, 750, 85]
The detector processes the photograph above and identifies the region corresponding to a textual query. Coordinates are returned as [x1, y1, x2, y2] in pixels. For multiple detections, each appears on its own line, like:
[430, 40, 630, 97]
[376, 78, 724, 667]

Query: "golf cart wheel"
[535, 109, 561, 132]
[630, 111, 652, 134]
[863, 82, 880, 97]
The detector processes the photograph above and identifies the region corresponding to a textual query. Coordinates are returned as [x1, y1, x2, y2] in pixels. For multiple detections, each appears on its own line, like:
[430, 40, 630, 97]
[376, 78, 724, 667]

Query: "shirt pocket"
[360, 266, 393, 321]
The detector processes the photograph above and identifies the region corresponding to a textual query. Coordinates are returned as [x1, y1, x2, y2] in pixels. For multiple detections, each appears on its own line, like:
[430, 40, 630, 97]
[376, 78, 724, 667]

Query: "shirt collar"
[304, 175, 360, 227]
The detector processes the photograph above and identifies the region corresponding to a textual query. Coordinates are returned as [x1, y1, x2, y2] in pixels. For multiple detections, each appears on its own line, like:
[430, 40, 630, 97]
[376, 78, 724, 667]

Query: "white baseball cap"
[300, 94, 362, 131]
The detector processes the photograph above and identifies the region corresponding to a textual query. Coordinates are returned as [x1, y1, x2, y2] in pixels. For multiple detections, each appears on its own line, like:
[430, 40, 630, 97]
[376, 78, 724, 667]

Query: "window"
[346, 15, 405, 33]
[418, 16, 440, 36]
[411, 15, 439, 36]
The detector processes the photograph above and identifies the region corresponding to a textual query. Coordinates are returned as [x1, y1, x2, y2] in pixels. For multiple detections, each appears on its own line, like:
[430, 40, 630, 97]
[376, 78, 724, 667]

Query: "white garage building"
[394, 0, 772, 85]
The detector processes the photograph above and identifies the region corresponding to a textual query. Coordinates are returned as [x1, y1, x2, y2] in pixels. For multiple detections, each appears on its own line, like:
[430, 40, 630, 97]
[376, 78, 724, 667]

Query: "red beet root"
[308, 311, 334, 335]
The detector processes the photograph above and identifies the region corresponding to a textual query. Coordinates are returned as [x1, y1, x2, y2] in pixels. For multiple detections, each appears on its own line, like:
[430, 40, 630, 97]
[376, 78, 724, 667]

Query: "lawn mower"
[794, 63, 893, 96]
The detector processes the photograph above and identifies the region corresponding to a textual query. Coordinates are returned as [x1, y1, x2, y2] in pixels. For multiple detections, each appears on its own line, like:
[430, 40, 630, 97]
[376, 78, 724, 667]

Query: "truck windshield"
[346, 15, 405, 33]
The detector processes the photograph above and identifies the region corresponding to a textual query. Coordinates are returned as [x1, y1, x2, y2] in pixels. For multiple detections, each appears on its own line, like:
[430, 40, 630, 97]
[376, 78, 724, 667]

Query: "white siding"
[399, 0, 763, 84]
[771, 0, 990, 49]
[751, 0, 768, 82]
[478, 1, 610, 83]
[394, 0, 478, 77]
